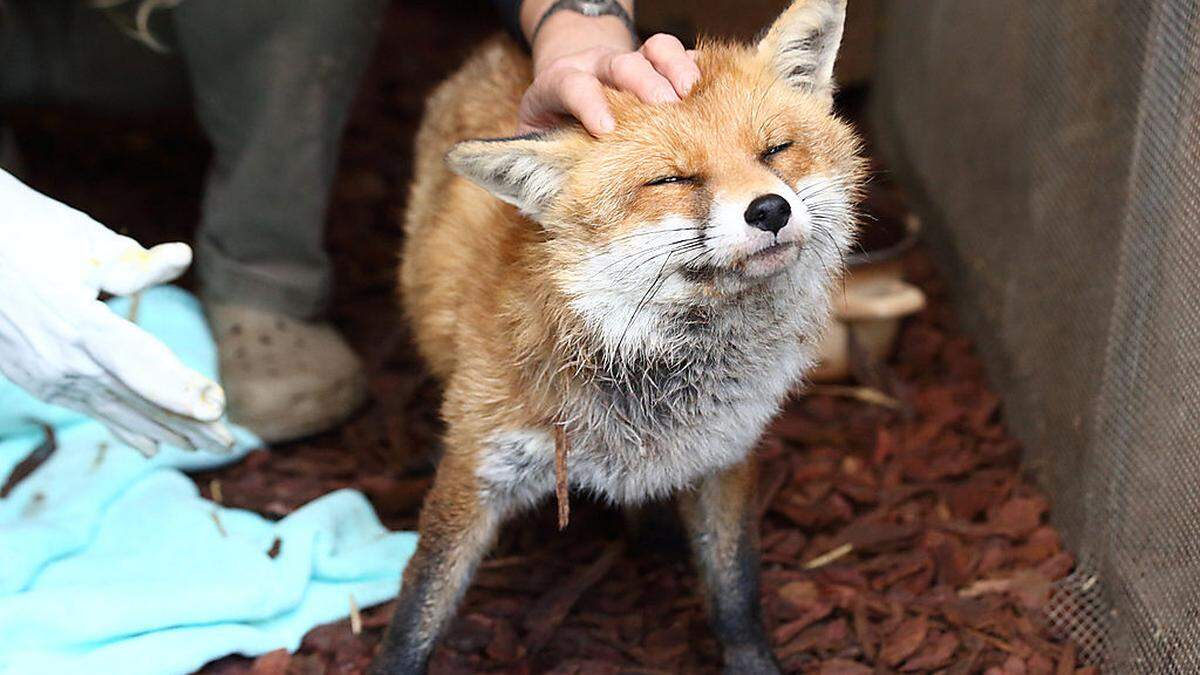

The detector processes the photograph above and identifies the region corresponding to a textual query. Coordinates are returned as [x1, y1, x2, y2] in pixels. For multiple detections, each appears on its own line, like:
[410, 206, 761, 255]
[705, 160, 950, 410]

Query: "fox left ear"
[446, 133, 579, 217]
[757, 0, 847, 101]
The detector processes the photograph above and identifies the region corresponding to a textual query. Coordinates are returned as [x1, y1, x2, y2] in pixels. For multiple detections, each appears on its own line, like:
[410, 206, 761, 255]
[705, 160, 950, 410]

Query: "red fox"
[373, 1, 864, 672]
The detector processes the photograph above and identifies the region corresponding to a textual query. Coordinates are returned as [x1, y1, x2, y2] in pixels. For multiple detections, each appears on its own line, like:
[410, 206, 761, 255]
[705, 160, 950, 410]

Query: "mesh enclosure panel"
[871, 0, 1200, 670]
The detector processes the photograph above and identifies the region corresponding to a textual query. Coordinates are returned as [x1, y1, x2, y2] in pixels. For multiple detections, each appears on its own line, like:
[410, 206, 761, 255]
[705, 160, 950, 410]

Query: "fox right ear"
[757, 0, 847, 101]
[446, 134, 579, 217]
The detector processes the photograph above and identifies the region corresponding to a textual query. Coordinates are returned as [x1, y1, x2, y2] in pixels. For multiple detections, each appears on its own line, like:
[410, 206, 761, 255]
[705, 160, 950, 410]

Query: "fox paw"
[723, 644, 782, 675]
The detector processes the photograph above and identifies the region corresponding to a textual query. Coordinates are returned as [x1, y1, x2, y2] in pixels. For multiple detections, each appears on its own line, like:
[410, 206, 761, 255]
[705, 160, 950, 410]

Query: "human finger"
[97, 242, 192, 296]
[640, 34, 701, 97]
[81, 301, 226, 422]
[103, 421, 160, 458]
[600, 50, 678, 105]
[542, 68, 617, 136]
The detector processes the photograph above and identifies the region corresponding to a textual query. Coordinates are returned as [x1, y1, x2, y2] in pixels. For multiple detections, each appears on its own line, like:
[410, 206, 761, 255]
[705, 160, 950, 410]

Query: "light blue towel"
[0, 287, 417, 675]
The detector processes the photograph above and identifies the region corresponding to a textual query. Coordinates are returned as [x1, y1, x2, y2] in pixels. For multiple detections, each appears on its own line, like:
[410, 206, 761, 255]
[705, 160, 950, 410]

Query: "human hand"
[0, 170, 235, 456]
[517, 2, 700, 136]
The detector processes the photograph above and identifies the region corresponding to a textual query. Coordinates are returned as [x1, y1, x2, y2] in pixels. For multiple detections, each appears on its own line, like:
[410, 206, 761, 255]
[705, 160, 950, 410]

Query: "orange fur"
[377, 3, 863, 672]
[400, 37, 862, 438]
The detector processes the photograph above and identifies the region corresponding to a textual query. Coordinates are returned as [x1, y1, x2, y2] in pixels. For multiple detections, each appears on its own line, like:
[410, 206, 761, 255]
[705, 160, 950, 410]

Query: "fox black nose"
[744, 194, 791, 234]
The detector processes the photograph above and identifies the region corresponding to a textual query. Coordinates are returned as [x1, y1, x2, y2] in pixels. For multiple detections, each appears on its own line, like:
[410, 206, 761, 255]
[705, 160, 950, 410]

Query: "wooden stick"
[806, 385, 903, 410]
[804, 542, 854, 569]
[554, 422, 570, 530]
[127, 291, 142, 323]
[348, 594, 363, 635]
[210, 510, 228, 537]
[1, 424, 57, 499]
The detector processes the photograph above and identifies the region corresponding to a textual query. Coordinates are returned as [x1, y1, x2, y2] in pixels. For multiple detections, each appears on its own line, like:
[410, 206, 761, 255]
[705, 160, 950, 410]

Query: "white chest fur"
[476, 261, 833, 510]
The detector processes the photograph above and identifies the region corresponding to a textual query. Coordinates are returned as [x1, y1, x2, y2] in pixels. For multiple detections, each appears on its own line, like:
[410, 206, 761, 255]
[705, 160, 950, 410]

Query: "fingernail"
[134, 437, 159, 458]
[157, 242, 193, 267]
[682, 74, 699, 95]
[196, 383, 226, 420]
[598, 116, 615, 134]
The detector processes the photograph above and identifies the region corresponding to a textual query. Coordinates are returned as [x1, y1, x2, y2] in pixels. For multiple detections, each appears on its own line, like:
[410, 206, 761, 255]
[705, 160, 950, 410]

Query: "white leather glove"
[0, 169, 234, 456]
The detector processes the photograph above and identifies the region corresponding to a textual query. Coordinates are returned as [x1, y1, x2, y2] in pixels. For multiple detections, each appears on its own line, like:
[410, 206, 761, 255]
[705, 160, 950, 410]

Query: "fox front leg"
[370, 452, 502, 675]
[678, 457, 781, 675]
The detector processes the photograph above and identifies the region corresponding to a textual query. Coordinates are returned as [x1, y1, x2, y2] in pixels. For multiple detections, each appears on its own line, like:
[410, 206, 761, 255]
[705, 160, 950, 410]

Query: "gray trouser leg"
[0, 0, 189, 110]
[172, 0, 386, 319]
[0, 0, 188, 190]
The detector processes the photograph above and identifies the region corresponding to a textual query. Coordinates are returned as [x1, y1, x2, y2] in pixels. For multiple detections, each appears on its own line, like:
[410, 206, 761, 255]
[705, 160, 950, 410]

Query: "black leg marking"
[678, 460, 781, 675]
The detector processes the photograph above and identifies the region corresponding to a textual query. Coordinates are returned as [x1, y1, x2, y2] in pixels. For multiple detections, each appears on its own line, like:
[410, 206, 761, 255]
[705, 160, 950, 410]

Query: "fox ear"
[757, 0, 847, 100]
[446, 133, 578, 216]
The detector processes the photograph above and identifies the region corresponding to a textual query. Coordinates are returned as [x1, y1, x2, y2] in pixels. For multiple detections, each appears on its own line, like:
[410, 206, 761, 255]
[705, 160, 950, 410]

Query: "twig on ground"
[523, 540, 624, 656]
[804, 543, 855, 569]
[91, 442, 108, 472]
[1, 424, 57, 499]
[480, 554, 537, 570]
[210, 510, 228, 537]
[349, 594, 362, 635]
[806, 385, 903, 410]
[757, 460, 791, 523]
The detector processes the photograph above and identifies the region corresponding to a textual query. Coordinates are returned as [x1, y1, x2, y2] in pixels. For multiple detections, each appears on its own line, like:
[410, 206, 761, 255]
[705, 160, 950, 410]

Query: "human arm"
[493, 0, 701, 135]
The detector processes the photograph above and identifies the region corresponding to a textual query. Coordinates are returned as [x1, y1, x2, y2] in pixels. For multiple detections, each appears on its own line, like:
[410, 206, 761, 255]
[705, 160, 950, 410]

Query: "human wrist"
[522, 0, 637, 73]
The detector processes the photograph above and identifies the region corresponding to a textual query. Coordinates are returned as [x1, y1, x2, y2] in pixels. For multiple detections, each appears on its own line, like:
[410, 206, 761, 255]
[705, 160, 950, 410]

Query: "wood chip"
[1, 424, 56, 499]
[1056, 642, 1077, 675]
[127, 291, 142, 323]
[554, 422, 570, 530]
[210, 510, 227, 537]
[249, 648, 290, 675]
[209, 479, 223, 504]
[807, 385, 904, 410]
[852, 596, 876, 661]
[348, 594, 362, 635]
[818, 658, 873, 675]
[880, 615, 929, 666]
[91, 443, 108, 472]
[21, 491, 46, 518]
[757, 458, 791, 521]
[523, 541, 623, 655]
[805, 543, 854, 570]
[965, 628, 1032, 657]
[901, 631, 960, 670]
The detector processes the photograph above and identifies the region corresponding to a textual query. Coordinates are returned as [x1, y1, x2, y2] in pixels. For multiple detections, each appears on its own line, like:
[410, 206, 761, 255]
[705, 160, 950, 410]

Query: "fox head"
[448, 0, 864, 354]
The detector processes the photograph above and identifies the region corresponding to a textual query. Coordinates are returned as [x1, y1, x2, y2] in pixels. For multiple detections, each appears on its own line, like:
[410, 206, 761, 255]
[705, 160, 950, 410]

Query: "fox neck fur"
[467, 217, 836, 506]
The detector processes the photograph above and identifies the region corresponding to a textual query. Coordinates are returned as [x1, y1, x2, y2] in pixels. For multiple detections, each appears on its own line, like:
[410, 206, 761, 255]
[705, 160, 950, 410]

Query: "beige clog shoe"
[206, 303, 368, 443]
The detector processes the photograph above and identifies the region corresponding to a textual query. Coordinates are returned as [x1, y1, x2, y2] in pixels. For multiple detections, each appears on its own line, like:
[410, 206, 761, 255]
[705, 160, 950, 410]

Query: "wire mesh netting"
[871, 0, 1200, 671]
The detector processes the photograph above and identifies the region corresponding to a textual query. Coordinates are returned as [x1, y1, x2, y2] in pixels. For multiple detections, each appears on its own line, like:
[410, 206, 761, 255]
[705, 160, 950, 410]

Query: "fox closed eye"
[762, 141, 794, 160]
[644, 175, 696, 187]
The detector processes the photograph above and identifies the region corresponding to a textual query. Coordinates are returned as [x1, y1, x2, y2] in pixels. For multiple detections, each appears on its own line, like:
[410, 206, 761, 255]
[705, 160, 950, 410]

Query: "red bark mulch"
[6, 2, 1091, 673]
[190, 241, 1090, 674]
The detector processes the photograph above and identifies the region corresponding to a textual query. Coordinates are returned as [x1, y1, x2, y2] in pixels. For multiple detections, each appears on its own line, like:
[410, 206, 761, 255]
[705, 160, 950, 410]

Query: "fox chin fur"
[372, 2, 865, 673]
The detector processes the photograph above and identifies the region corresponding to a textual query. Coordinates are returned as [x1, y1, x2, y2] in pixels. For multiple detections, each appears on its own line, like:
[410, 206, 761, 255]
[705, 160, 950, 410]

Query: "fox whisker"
[615, 250, 676, 354]
[600, 239, 707, 278]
